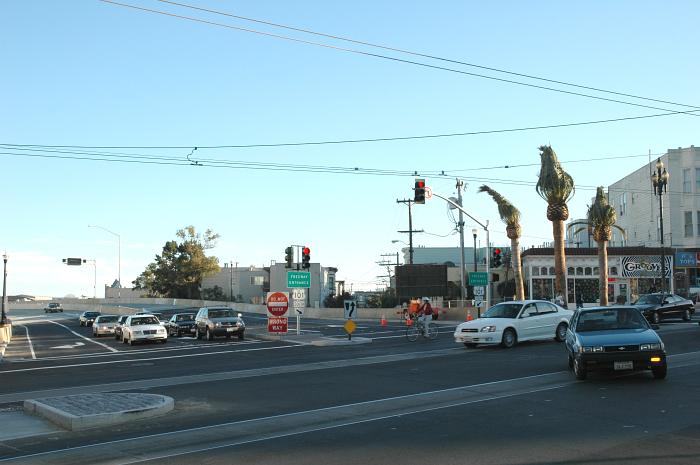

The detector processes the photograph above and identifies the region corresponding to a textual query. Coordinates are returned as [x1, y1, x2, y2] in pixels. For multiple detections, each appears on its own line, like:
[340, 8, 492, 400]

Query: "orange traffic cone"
[380, 315, 387, 326]
[467, 314, 473, 321]
[406, 318, 414, 326]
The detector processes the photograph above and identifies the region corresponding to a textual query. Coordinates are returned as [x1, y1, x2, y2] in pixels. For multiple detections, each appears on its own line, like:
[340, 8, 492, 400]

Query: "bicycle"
[405, 315, 438, 341]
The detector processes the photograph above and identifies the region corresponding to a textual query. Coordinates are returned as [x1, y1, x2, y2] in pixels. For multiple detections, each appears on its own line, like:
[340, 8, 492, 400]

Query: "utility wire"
[3, 148, 695, 197]
[0, 111, 693, 150]
[156, 0, 700, 110]
[100, 1, 700, 117]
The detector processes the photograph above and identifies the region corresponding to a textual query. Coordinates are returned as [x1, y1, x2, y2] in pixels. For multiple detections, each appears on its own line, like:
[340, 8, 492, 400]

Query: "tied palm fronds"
[536, 145, 575, 221]
[478, 185, 525, 300]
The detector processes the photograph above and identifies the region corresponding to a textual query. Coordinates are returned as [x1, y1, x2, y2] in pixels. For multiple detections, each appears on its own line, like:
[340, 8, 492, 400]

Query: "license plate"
[614, 361, 633, 370]
[226, 327, 235, 332]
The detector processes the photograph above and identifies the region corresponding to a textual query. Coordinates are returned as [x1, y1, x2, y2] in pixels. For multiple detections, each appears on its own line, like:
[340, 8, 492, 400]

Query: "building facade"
[201, 265, 270, 304]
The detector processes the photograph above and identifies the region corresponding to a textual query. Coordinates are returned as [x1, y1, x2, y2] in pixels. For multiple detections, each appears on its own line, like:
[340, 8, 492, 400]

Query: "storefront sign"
[675, 251, 697, 267]
[621, 256, 672, 278]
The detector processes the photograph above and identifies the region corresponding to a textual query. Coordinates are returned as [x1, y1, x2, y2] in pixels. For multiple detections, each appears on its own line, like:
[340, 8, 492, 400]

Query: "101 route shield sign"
[266, 291, 289, 334]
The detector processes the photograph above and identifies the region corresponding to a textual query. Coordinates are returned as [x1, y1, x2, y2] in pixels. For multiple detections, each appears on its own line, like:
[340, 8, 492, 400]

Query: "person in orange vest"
[417, 297, 433, 335]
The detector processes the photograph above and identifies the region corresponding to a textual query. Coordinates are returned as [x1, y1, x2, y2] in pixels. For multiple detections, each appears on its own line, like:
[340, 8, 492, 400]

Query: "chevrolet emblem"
[618, 346, 626, 351]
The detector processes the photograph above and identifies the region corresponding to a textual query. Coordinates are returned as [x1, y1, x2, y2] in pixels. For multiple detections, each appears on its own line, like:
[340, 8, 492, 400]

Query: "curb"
[24, 393, 174, 431]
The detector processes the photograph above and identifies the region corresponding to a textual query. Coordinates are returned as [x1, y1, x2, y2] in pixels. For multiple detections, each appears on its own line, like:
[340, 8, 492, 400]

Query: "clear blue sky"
[2, 0, 698, 298]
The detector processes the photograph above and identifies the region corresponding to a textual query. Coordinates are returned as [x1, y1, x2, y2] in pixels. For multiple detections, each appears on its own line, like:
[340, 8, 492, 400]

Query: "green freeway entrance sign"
[468, 272, 488, 286]
[287, 271, 311, 288]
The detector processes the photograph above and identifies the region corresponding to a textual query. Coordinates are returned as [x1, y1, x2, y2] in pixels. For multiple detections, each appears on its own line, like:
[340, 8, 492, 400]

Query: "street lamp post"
[1, 253, 8, 325]
[88, 225, 121, 298]
[651, 158, 670, 293]
[472, 229, 478, 272]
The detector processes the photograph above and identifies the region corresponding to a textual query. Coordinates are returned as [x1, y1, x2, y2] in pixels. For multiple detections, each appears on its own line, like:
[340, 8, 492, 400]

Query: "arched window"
[576, 267, 583, 275]
[548, 267, 555, 276]
[532, 267, 540, 276]
[593, 267, 599, 275]
[585, 267, 592, 275]
[541, 267, 548, 275]
[567, 267, 574, 275]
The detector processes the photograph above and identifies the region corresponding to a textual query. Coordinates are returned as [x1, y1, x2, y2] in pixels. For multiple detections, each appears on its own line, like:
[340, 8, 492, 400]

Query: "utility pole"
[377, 253, 401, 288]
[396, 199, 423, 264]
[456, 179, 466, 307]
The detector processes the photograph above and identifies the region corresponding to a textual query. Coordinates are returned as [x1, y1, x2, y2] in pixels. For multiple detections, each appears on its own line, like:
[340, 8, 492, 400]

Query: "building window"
[250, 276, 264, 286]
[696, 168, 700, 192]
[584, 267, 592, 276]
[697, 211, 700, 236]
[567, 267, 574, 275]
[548, 266, 555, 276]
[532, 267, 540, 276]
[593, 267, 599, 275]
[610, 266, 618, 275]
[685, 211, 693, 237]
[541, 267, 548, 276]
[620, 192, 626, 216]
[683, 169, 691, 193]
[576, 267, 583, 276]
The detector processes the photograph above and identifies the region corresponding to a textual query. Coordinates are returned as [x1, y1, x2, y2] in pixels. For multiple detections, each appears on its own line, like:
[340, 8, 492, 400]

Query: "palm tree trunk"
[510, 237, 525, 300]
[598, 240, 609, 306]
[552, 220, 568, 305]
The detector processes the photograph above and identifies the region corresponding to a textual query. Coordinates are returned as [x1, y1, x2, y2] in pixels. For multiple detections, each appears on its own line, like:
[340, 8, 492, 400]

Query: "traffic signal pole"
[430, 191, 491, 309]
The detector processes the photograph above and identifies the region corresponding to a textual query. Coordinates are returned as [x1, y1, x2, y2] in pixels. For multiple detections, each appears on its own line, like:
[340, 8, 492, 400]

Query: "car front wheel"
[463, 343, 477, 348]
[573, 357, 587, 380]
[501, 328, 517, 349]
[206, 328, 214, 341]
[683, 309, 691, 322]
[652, 365, 667, 379]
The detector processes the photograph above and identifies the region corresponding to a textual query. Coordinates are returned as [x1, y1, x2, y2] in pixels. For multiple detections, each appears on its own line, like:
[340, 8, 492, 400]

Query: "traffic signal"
[284, 246, 293, 268]
[414, 178, 425, 204]
[302, 247, 311, 269]
[492, 248, 502, 267]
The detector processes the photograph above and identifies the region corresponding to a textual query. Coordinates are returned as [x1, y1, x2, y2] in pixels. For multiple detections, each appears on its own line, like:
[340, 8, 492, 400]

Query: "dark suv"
[44, 302, 63, 313]
[79, 311, 101, 327]
[194, 307, 245, 341]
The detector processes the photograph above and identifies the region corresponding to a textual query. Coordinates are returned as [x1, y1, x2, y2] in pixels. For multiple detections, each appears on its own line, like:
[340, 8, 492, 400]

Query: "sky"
[1, 0, 698, 298]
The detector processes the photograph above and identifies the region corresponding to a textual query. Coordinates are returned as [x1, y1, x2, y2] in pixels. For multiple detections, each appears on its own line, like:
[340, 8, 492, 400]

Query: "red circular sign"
[267, 292, 289, 317]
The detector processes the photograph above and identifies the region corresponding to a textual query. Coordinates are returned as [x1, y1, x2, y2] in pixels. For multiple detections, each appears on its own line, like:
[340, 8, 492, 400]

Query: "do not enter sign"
[267, 291, 289, 317]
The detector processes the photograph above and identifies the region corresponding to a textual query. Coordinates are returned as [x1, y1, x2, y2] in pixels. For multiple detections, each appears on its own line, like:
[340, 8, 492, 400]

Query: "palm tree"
[478, 185, 525, 300]
[568, 187, 625, 306]
[535, 145, 575, 305]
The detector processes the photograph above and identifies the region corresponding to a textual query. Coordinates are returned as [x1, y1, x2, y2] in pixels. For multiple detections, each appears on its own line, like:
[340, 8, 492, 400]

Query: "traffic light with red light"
[302, 247, 311, 269]
[492, 248, 503, 267]
[285, 246, 293, 268]
[414, 178, 425, 204]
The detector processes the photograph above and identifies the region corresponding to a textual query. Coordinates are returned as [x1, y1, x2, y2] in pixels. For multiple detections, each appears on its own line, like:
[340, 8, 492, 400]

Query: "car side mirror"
[651, 324, 660, 330]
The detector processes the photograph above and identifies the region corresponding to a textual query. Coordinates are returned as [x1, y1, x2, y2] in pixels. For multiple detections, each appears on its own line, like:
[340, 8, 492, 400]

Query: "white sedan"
[121, 314, 168, 345]
[454, 300, 573, 348]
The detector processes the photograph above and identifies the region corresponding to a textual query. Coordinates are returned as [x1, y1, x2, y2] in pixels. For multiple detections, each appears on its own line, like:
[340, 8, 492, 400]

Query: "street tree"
[133, 226, 220, 299]
[536, 145, 575, 304]
[568, 187, 625, 305]
[478, 185, 525, 300]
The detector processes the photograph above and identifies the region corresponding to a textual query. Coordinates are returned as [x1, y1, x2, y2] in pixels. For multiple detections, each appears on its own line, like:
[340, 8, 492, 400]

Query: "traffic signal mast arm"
[428, 189, 491, 308]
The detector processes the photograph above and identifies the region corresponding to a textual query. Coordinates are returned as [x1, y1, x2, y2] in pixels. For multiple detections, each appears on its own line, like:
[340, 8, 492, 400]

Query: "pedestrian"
[576, 293, 583, 309]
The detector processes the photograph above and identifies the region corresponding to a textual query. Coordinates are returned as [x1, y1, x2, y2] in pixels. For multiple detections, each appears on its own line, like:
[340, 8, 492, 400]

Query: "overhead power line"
[100, 0, 700, 117]
[156, 0, 699, 111]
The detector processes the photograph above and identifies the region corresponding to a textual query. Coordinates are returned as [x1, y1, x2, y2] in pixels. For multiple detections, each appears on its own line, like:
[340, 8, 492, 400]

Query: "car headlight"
[215, 322, 222, 327]
[641, 343, 662, 351]
[582, 346, 604, 353]
[480, 325, 497, 332]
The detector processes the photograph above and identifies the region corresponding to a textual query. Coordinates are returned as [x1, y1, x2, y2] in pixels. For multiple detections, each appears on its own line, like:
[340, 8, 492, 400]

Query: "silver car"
[92, 315, 119, 337]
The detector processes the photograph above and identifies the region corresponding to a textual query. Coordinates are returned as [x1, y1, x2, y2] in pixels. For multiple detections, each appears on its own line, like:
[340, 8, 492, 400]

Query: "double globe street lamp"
[651, 158, 670, 293]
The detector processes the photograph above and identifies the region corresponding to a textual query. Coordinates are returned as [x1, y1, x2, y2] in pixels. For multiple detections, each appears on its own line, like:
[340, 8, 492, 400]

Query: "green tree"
[324, 292, 352, 308]
[567, 187, 625, 305]
[535, 145, 575, 304]
[201, 285, 225, 301]
[133, 226, 220, 299]
[478, 185, 525, 301]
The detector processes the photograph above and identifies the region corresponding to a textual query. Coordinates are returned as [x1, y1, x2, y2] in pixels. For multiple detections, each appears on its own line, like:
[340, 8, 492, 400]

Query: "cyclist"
[417, 297, 433, 335]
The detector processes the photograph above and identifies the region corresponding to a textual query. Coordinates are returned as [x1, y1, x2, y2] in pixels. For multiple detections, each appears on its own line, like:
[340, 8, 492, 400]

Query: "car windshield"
[634, 294, 661, 305]
[482, 303, 522, 319]
[209, 309, 234, 318]
[49, 303, 59, 307]
[131, 317, 158, 325]
[576, 308, 648, 331]
[84, 312, 100, 317]
[97, 316, 118, 323]
[176, 314, 194, 321]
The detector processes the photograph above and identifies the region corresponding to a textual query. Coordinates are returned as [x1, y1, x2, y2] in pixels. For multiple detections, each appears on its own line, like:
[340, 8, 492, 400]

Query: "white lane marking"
[16, 325, 36, 360]
[0, 371, 571, 464]
[0, 343, 302, 373]
[50, 342, 86, 349]
[47, 320, 119, 353]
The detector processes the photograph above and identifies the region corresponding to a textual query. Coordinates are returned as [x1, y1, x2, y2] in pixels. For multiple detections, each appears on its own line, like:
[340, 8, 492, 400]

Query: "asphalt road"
[1, 307, 700, 464]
